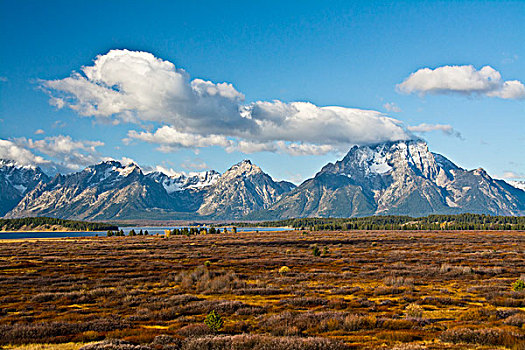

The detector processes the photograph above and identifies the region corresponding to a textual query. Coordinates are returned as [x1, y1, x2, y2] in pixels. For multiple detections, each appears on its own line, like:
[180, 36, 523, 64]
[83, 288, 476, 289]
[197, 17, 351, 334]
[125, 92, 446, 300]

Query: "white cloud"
[127, 126, 233, 151]
[407, 123, 463, 139]
[247, 102, 410, 146]
[34, 129, 45, 135]
[41, 50, 248, 133]
[232, 140, 278, 154]
[228, 140, 336, 156]
[1, 136, 139, 175]
[397, 65, 525, 100]
[42, 49, 414, 156]
[501, 53, 519, 65]
[501, 171, 525, 180]
[181, 158, 209, 171]
[147, 165, 179, 176]
[14, 135, 105, 172]
[486, 80, 525, 99]
[0, 139, 50, 166]
[276, 141, 336, 156]
[125, 102, 411, 155]
[52, 120, 67, 128]
[101, 156, 136, 167]
[383, 102, 401, 112]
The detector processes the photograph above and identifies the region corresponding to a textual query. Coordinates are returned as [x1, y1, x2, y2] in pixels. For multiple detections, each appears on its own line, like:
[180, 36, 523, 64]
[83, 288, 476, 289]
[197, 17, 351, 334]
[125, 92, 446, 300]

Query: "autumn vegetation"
[0, 229, 524, 349]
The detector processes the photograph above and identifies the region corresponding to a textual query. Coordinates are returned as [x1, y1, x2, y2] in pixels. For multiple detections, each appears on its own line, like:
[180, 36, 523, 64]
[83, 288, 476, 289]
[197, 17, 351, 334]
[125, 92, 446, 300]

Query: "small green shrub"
[204, 260, 211, 267]
[512, 278, 525, 291]
[204, 310, 223, 333]
[312, 245, 320, 257]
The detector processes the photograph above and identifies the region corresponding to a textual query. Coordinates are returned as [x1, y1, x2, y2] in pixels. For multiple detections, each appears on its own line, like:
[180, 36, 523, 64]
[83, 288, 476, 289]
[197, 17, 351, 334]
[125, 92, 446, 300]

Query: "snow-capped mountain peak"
[322, 139, 439, 181]
[115, 162, 141, 177]
[3, 140, 524, 220]
[146, 169, 220, 194]
[0, 159, 38, 171]
[263, 139, 525, 218]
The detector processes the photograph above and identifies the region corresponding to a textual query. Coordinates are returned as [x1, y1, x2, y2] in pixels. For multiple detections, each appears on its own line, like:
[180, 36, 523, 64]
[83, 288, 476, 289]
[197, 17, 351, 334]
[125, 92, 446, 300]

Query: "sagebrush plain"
[1, 230, 524, 349]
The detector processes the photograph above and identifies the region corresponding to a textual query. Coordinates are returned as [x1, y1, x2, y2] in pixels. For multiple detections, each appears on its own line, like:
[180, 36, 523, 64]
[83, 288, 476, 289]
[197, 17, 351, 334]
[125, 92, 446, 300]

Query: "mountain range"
[0, 160, 50, 217]
[2, 140, 524, 220]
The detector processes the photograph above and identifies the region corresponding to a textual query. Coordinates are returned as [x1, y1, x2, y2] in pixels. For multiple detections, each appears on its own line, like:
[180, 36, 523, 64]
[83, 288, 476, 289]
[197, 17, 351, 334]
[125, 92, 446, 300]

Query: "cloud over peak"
[0, 136, 106, 174]
[42, 49, 413, 155]
[0, 139, 50, 167]
[397, 65, 525, 100]
[407, 123, 463, 139]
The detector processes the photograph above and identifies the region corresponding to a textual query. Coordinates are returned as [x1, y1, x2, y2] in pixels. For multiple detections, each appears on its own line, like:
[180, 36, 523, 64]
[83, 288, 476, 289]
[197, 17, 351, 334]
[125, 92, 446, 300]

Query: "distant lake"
[0, 226, 291, 240]
[0, 231, 105, 240]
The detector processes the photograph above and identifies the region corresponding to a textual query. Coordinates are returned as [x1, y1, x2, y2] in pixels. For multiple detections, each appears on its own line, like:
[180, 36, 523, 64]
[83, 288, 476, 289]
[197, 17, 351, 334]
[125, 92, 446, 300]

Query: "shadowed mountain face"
[249, 140, 525, 219]
[5, 161, 183, 220]
[2, 140, 524, 220]
[4, 160, 295, 220]
[0, 160, 50, 216]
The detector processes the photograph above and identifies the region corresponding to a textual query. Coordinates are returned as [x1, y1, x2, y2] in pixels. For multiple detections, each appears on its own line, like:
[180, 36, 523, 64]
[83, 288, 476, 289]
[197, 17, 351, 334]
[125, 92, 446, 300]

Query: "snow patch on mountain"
[115, 163, 141, 177]
[0, 159, 39, 172]
[265, 139, 525, 218]
[0, 159, 49, 195]
[146, 169, 220, 194]
[508, 180, 525, 191]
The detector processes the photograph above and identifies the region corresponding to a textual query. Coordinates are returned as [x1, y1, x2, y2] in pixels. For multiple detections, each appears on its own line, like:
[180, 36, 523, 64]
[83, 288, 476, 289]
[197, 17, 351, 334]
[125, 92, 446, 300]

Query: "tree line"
[107, 227, 238, 237]
[230, 213, 525, 231]
[0, 217, 118, 231]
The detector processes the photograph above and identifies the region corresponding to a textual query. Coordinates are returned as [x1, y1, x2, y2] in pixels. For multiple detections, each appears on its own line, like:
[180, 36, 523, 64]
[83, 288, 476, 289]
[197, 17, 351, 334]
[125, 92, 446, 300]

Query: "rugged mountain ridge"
[146, 170, 220, 194]
[0, 160, 50, 216]
[5, 159, 294, 220]
[197, 160, 295, 219]
[5, 161, 183, 220]
[2, 140, 524, 220]
[251, 140, 525, 219]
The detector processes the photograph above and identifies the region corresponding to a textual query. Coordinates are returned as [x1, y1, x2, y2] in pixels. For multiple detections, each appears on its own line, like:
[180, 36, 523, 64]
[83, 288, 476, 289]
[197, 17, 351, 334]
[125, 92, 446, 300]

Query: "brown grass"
[0, 229, 523, 349]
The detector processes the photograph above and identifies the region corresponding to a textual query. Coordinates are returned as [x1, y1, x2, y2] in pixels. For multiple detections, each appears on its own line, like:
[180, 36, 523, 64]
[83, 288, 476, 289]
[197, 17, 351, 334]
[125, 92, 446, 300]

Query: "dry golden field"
[0, 230, 524, 349]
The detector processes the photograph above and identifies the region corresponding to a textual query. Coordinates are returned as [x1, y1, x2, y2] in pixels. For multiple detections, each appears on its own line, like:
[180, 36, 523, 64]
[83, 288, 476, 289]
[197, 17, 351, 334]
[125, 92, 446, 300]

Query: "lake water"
[0, 226, 291, 240]
[0, 231, 105, 240]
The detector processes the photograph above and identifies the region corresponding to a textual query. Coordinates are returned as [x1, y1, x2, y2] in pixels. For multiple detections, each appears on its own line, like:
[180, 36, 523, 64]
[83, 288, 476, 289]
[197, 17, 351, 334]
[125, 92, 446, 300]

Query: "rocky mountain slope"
[5, 160, 294, 220]
[250, 140, 525, 219]
[0, 160, 50, 216]
[146, 170, 220, 194]
[2, 140, 524, 220]
[5, 161, 187, 220]
[197, 160, 295, 219]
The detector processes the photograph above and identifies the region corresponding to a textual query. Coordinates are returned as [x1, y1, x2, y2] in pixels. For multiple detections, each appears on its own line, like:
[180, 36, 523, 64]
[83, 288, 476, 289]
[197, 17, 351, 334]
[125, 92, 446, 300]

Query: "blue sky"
[0, 0, 523, 183]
